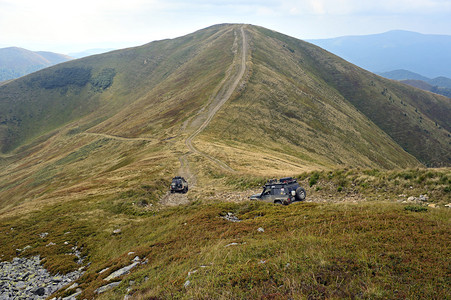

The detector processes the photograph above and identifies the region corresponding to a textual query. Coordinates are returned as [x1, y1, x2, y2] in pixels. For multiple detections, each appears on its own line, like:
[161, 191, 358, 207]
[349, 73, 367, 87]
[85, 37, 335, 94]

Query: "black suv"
[250, 177, 306, 205]
[170, 176, 188, 193]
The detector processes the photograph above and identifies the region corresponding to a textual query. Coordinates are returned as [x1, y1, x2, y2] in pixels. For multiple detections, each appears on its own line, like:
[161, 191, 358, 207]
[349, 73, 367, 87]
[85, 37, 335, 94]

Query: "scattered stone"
[419, 194, 429, 202]
[46, 242, 56, 247]
[407, 196, 416, 202]
[222, 212, 241, 222]
[113, 228, 122, 235]
[445, 203, 451, 208]
[132, 256, 140, 262]
[39, 232, 48, 239]
[187, 270, 197, 277]
[95, 281, 121, 294]
[257, 227, 265, 233]
[62, 289, 82, 300]
[225, 242, 239, 247]
[184, 280, 190, 288]
[104, 262, 139, 281]
[127, 252, 135, 256]
[0, 256, 84, 299]
[258, 260, 266, 264]
[99, 267, 110, 274]
[428, 203, 437, 208]
[66, 282, 79, 290]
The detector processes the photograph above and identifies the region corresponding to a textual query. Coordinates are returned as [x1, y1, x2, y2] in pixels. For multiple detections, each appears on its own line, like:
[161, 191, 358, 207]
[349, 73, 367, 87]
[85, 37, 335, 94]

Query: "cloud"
[1, 0, 450, 52]
[281, 0, 451, 15]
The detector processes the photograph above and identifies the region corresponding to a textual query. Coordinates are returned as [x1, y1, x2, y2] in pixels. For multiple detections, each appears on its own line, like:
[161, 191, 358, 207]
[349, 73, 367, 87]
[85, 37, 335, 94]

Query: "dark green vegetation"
[0, 24, 450, 299]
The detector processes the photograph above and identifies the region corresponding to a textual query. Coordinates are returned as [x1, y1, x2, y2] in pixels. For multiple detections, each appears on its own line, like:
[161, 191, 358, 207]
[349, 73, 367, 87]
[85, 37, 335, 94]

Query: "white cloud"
[0, 0, 450, 53]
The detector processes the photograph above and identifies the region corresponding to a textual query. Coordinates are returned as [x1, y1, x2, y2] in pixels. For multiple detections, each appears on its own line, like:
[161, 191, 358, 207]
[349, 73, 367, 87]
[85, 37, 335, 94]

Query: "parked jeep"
[170, 176, 188, 193]
[250, 177, 306, 205]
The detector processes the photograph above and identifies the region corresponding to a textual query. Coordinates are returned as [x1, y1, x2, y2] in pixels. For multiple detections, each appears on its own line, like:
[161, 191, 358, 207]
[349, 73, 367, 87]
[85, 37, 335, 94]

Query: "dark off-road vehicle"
[170, 176, 188, 193]
[250, 177, 306, 205]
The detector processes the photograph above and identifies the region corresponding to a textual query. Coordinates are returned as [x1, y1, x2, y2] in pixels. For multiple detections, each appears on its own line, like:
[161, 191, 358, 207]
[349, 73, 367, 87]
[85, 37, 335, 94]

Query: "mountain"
[0, 47, 72, 81]
[308, 30, 451, 78]
[68, 48, 116, 58]
[379, 69, 451, 97]
[0, 24, 450, 299]
[378, 69, 431, 81]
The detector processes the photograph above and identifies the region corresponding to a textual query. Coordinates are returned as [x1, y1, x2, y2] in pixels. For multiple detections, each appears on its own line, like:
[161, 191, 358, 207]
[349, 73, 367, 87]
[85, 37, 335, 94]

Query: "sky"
[1, 0, 451, 54]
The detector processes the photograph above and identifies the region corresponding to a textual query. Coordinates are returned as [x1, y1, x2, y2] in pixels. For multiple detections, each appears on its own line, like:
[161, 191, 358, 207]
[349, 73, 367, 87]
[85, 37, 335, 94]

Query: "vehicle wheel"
[295, 187, 306, 201]
[274, 200, 282, 205]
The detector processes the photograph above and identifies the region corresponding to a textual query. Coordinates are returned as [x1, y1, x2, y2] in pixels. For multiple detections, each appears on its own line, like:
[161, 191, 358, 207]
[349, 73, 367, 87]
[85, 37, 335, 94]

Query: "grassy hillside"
[0, 24, 450, 299]
[199, 26, 449, 170]
[1, 169, 449, 299]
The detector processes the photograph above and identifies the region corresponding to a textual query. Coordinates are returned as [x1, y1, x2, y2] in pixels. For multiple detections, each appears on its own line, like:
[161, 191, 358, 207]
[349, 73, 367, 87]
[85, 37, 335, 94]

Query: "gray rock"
[184, 280, 190, 288]
[104, 262, 139, 281]
[222, 212, 241, 222]
[39, 232, 49, 239]
[0, 255, 84, 299]
[95, 281, 121, 294]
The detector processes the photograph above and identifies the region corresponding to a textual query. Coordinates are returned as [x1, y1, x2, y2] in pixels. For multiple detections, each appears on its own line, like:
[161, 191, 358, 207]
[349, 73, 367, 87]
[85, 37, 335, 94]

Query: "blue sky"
[1, 0, 450, 54]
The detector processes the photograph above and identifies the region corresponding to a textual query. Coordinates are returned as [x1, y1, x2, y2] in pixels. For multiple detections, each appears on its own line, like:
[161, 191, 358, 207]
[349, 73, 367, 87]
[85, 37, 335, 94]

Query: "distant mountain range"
[0, 47, 116, 82]
[378, 69, 451, 98]
[0, 47, 72, 81]
[308, 30, 451, 78]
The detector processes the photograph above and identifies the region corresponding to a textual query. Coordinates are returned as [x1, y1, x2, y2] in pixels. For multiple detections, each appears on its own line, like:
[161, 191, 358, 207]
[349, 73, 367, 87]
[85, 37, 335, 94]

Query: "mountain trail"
[183, 26, 247, 175]
[163, 26, 248, 205]
[82, 132, 153, 142]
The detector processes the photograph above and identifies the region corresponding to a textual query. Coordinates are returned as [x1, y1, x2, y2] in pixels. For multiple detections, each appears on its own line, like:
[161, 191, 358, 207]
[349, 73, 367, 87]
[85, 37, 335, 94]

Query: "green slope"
[0, 24, 450, 300]
[1, 24, 449, 168]
[0, 25, 235, 153]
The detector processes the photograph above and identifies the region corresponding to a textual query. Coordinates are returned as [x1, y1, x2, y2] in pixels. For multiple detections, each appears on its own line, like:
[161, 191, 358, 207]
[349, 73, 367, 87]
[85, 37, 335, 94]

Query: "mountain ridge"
[0, 24, 450, 299]
[0, 47, 72, 81]
[308, 30, 451, 78]
[379, 69, 451, 97]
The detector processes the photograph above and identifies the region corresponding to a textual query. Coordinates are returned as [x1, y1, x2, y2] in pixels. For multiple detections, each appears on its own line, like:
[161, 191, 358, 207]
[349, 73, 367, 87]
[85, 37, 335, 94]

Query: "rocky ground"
[0, 256, 83, 300]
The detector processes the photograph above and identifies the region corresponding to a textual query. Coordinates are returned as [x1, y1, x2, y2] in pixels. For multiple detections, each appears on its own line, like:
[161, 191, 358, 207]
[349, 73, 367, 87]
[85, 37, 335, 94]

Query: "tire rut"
[165, 26, 248, 205]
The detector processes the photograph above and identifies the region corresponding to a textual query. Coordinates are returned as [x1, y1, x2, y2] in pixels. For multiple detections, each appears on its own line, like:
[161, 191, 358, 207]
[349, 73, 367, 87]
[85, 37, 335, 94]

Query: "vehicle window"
[271, 188, 284, 195]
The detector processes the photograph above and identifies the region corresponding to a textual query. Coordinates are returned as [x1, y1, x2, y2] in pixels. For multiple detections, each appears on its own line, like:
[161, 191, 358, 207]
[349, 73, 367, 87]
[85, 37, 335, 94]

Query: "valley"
[0, 24, 449, 299]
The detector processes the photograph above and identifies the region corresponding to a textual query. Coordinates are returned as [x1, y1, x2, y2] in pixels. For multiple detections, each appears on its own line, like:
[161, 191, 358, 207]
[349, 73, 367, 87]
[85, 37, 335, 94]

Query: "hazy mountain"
[379, 69, 451, 97]
[68, 48, 116, 58]
[0, 47, 72, 81]
[378, 69, 430, 81]
[308, 30, 451, 78]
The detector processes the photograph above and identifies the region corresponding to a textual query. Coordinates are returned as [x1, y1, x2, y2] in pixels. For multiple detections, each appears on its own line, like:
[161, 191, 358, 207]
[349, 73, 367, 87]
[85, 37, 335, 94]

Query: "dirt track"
[163, 26, 248, 205]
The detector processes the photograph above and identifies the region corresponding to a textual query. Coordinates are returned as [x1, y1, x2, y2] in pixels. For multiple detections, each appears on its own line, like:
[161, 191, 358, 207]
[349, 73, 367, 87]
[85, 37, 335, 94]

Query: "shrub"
[90, 68, 116, 91]
[39, 67, 92, 89]
[404, 205, 428, 212]
[309, 172, 321, 187]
